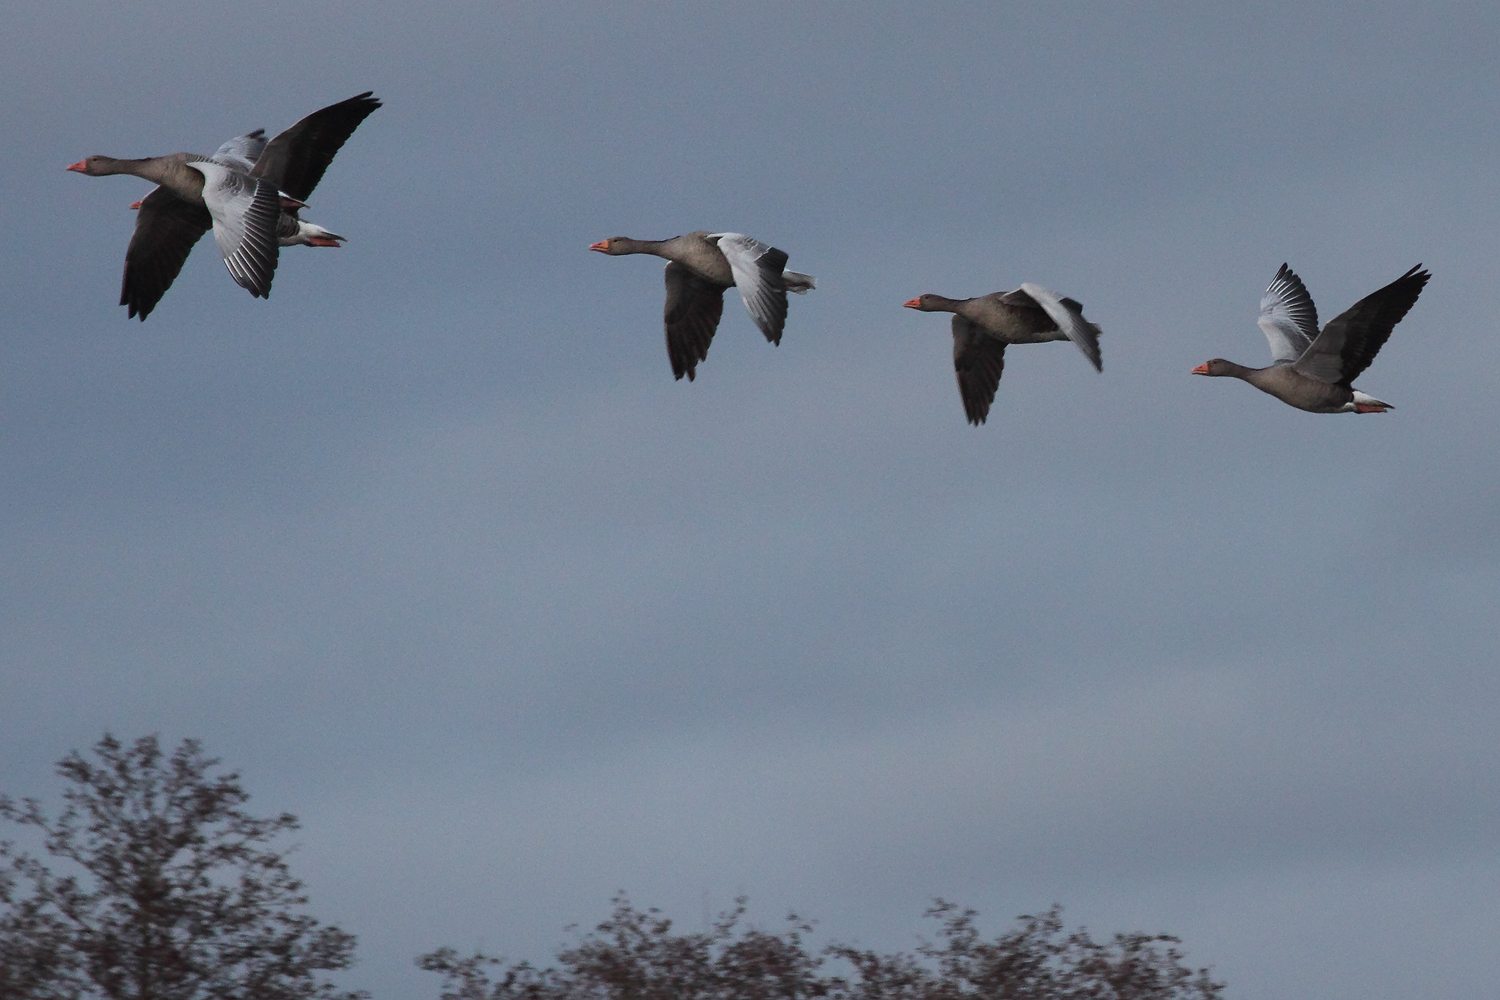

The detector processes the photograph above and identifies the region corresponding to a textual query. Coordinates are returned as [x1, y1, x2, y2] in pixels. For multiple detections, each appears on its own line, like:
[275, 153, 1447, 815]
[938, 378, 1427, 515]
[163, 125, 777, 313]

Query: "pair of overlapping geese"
[69, 93, 1430, 424]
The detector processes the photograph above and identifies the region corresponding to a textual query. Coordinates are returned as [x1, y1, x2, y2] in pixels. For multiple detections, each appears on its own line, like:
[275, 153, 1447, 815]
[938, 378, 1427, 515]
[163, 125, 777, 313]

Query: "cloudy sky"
[3, 3, 1498, 997]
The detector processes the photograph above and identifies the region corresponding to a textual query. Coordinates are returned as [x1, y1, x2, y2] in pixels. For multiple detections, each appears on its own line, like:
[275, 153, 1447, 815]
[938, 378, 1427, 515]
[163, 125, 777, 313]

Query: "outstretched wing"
[193, 161, 281, 299]
[707, 232, 790, 344]
[1017, 282, 1102, 371]
[120, 187, 213, 320]
[663, 261, 726, 381]
[251, 92, 382, 202]
[1294, 265, 1429, 386]
[952, 315, 1006, 425]
[1257, 263, 1319, 365]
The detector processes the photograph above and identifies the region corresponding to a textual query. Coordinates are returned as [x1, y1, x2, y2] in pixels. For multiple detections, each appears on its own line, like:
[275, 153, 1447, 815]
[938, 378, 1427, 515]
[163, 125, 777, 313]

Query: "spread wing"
[212, 130, 268, 173]
[663, 261, 726, 381]
[1294, 265, 1429, 386]
[1257, 263, 1319, 364]
[193, 161, 281, 299]
[250, 92, 382, 202]
[952, 315, 1006, 425]
[120, 186, 213, 320]
[1017, 282, 1102, 371]
[706, 232, 790, 344]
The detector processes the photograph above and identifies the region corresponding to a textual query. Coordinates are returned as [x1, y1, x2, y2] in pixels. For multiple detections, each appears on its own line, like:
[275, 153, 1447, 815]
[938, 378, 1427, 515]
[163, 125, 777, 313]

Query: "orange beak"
[589, 240, 610, 252]
[129, 200, 142, 210]
[66, 160, 87, 173]
[1190, 363, 1210, 375]
[902, 298, 921, 309]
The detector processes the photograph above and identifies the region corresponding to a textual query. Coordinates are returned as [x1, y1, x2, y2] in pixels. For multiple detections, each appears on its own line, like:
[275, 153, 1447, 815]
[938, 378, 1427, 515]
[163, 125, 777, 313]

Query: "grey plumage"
[905, 285, 1103, 425]
[1194, 263, 1429, 413]
[591, 231, 817, 381]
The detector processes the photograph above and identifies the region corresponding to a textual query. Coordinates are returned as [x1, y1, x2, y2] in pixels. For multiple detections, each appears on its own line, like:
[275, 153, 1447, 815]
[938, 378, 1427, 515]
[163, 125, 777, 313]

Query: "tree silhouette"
[418, 894, 1225, 1000]
[0, 734, 363, 1000]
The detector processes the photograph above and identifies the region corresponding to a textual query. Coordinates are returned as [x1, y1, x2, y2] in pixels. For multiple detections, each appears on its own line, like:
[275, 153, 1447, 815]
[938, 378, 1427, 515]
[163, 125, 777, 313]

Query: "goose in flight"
[1192, 263, 1429, 413]
[903, 285, 1103, 425]
[590, 232, 816, 380]
[68, 92, 380, 319]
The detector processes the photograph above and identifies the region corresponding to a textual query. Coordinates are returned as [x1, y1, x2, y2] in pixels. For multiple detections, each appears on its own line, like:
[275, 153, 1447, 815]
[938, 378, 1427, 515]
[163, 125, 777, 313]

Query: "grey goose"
[590, 232, 816, 380]
[903, 285, 1103, 425]
[68, 92, 380, 319]
[1192, 263, 1429, 413]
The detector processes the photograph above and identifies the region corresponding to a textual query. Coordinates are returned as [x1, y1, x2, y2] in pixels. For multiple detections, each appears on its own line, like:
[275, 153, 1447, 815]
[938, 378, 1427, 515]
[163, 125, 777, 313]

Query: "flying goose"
[68, 92, 380, 319]
[903, 285, 1103, 425]
[1192, 263, 1429, 412]
[590, 232, 816, 380]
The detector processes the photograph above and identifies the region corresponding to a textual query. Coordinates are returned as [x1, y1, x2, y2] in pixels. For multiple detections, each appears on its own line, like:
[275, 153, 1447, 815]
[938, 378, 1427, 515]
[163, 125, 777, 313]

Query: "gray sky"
[3, 3, 1498, 998]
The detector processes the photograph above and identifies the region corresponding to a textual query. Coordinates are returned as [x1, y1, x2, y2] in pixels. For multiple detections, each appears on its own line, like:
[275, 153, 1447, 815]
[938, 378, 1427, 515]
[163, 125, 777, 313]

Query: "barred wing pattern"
[194, 161, 281, 299]
[1258, 263, 1320, 365]
[707, 232, 790, 344]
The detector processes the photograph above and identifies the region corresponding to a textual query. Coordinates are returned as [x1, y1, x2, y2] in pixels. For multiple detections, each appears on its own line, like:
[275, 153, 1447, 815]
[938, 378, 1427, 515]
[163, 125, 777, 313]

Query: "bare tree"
[418, 894, 1225, 1000]
[0, 734, 364, 1000]
[828, 900, 1225, 1000]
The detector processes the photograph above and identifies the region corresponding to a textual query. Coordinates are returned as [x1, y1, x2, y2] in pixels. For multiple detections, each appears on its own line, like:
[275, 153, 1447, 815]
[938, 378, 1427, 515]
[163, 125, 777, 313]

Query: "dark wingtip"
[122, 292, 150, 321]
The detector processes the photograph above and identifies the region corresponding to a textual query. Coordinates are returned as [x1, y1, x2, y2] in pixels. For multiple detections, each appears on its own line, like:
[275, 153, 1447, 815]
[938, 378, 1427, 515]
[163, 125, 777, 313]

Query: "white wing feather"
[190, 160, 280, 297]
[212, 131, 269, 173]
[1018, 282, 1102, 371]
[707, 232, 788, 341]
[1257, 263, 1319, 365]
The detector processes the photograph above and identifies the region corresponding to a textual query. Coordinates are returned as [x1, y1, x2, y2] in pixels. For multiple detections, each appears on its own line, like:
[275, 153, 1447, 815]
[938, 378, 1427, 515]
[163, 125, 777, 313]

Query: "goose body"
[903, 285, 1103, 425]
[68, 92, 379, 319]
[1192, 264, 1429, 413]
[130, 195, 344, 249]
[590, 231, 816, 380]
